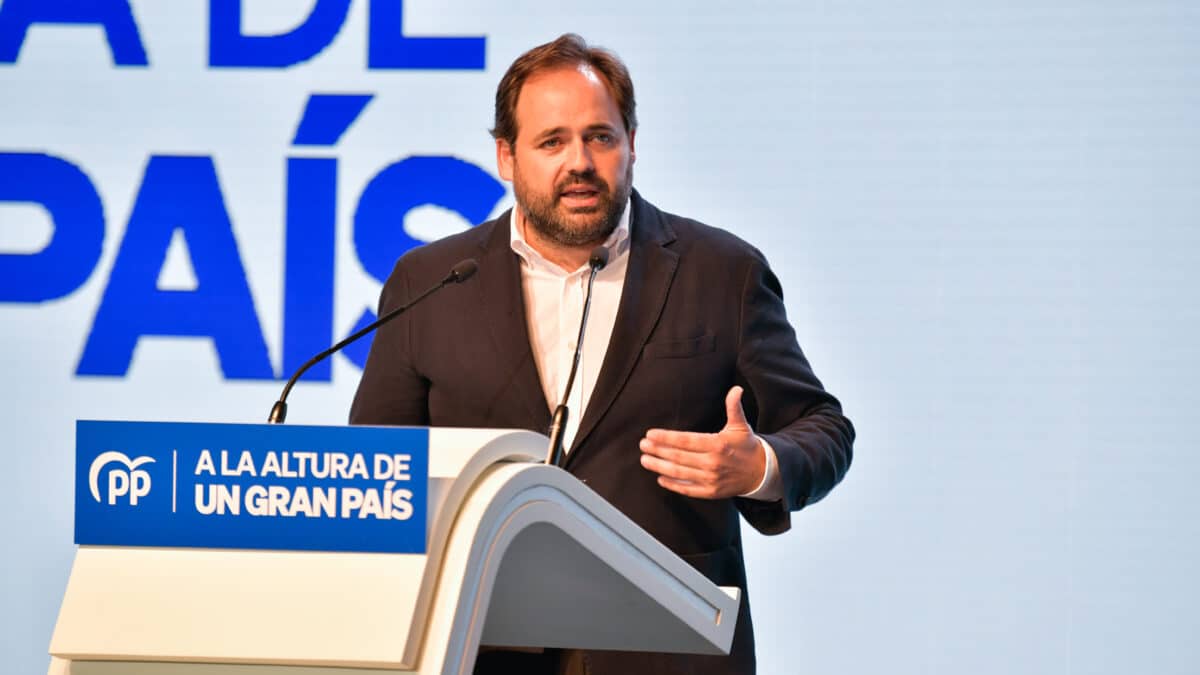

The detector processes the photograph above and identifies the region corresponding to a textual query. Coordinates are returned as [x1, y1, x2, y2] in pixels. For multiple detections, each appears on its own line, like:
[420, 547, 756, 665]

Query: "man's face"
[496, 64, 636, 248]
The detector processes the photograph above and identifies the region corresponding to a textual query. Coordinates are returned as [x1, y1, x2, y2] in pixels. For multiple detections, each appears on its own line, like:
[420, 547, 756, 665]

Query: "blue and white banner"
[75, 420, 428, 554]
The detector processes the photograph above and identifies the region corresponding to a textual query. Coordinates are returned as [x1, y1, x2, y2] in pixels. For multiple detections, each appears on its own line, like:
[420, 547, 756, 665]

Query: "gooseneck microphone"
[546, 245, 610, 467]
[267, 258, 479, 424]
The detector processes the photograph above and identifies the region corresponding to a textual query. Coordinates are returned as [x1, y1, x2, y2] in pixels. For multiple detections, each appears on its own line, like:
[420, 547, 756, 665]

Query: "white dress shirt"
[508, 203, 782, 501]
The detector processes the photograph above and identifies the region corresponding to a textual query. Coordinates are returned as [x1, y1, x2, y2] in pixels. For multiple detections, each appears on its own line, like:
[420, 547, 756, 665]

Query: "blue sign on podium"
[75, 421, 428, 554]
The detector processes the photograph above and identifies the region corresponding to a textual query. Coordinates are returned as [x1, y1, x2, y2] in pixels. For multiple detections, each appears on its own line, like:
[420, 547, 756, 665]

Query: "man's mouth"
[559, 184, 602, 207]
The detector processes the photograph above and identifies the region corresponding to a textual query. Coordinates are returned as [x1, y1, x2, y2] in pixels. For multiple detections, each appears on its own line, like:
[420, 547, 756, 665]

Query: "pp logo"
[88, 451, 156, 506]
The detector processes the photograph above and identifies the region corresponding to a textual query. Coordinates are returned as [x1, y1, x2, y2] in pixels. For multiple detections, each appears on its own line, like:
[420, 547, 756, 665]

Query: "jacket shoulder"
[639, 197, 769, 266]
[388, 213, 506, 281]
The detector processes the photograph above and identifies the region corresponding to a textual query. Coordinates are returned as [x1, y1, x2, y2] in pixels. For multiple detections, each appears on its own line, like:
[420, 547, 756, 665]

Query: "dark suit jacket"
[350, 190, 854, 675]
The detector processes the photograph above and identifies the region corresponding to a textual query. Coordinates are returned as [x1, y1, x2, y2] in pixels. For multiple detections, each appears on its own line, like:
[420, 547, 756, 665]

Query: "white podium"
[49, 428, 740, 674]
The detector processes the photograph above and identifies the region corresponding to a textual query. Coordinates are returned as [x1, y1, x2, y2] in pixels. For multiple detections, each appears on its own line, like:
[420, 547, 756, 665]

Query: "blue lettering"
[0, 152, 104, 303]
[282, 93, 373, 381]
[282, 157, 337, 382]
[344, 156, 504, 367]
[76, 156, 273, 380]
[209, 0, 351, 68]
[291, 93, 374, 146]
[368, 0, 485, 70]
[0, 0, 148, 65]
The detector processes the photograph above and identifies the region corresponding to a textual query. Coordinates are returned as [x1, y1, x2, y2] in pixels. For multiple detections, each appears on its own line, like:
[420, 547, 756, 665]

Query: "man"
[350, 34, 853, 675]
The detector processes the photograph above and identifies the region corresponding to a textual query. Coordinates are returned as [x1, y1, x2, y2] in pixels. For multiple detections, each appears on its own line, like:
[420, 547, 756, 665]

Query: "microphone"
[546, 245, 610, 467]
[267, 258, 479, 424]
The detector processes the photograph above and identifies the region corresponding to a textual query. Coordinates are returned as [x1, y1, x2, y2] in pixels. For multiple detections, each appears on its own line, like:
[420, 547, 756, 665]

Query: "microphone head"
[449, 258, 479, 283]
[588, 246, 610, 270]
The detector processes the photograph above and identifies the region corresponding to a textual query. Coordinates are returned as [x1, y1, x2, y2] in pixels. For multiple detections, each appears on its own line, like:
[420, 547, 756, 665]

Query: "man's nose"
[565, 138, 595, 173]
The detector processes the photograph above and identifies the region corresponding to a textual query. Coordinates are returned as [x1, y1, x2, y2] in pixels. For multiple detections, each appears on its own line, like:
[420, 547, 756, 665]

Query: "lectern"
[49, 424, 739, 674]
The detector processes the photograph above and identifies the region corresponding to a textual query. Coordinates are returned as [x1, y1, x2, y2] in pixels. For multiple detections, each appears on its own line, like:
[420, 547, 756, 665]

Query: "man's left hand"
[638, 386, 766, 499]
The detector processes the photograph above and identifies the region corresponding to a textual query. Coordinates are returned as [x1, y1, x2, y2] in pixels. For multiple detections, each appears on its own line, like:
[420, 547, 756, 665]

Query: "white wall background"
[2, 1, 1198, 674]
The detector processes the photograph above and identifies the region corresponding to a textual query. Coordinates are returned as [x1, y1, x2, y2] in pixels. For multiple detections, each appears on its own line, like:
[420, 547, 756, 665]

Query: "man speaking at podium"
[350, 34, 854, 675]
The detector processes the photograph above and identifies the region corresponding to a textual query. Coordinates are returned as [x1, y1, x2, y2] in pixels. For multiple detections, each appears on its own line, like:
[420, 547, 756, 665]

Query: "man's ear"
[628, 128, 637, 165]
[496, 138, 514, 182]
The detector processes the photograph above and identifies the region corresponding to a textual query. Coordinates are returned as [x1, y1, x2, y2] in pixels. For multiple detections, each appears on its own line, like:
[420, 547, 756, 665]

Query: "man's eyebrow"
[532, 127, 567, 142]
[530, 123, 618, 142]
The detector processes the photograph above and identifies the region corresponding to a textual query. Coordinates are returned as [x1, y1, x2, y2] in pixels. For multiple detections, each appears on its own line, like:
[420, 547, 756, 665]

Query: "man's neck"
[515, 208, 598, 272]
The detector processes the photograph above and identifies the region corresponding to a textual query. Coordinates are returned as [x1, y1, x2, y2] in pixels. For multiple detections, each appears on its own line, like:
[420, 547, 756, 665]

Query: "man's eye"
[590, 133, 614, 145]
[540, 138, 561, 149]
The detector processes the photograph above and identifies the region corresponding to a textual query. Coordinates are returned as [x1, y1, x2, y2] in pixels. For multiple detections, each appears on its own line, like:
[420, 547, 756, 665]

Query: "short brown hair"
[491, 33, 637, 147]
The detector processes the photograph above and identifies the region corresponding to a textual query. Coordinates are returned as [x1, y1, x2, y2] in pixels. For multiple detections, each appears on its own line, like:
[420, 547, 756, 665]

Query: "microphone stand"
[267, 259, 478, 424]
[546, 246, 609, 467]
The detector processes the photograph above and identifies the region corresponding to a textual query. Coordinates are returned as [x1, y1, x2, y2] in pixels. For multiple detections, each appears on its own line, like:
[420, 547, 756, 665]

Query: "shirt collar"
[509, 198, 633, 272]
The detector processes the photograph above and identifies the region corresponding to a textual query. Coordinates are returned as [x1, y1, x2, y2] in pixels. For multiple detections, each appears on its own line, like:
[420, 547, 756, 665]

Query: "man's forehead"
[517, 65, 617, 117]
[506, 63, 625, 145]
[521, 62, 605, 94]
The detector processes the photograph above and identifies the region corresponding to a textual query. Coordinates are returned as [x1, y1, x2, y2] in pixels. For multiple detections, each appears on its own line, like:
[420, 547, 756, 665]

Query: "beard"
[513, 163, 633, 248]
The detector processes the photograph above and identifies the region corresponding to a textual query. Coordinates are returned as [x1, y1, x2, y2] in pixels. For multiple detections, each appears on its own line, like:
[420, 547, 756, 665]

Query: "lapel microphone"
[546, 245, 610, 467]
[267, 258, 479, 424]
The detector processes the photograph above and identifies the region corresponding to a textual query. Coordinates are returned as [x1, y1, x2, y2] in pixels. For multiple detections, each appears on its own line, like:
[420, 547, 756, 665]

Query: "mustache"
[557, 172, 609, 194]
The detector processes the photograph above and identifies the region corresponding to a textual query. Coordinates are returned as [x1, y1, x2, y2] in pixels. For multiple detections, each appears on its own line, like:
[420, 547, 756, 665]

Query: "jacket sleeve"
[733, 255, 855, 535]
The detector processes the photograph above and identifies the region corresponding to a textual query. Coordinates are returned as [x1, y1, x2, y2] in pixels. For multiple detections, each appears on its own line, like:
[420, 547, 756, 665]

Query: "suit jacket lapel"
[476, 213, 552, 430]
[566, 193, 679, 464]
